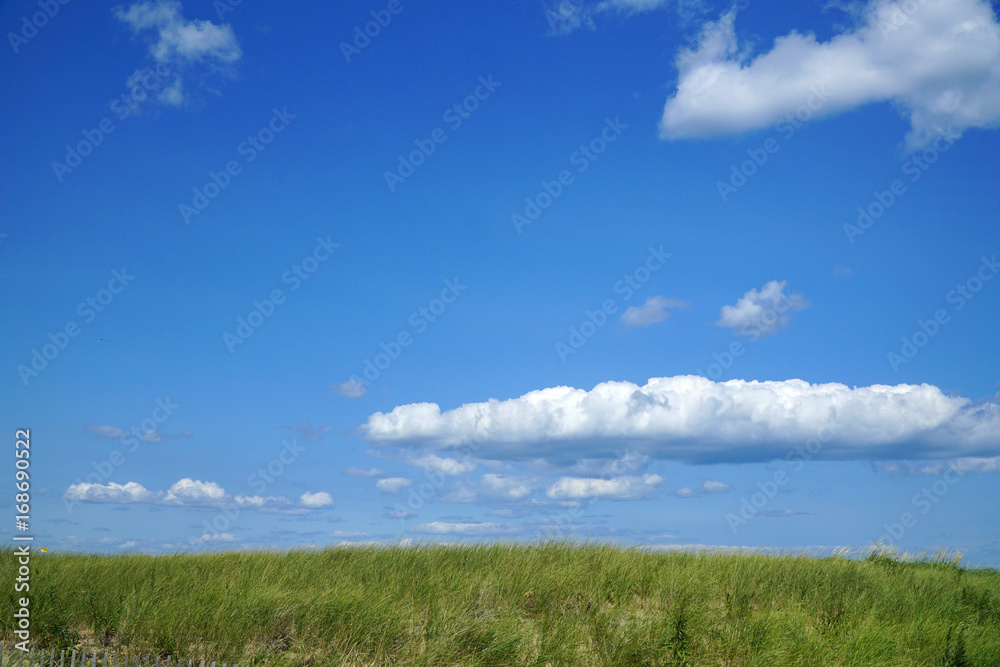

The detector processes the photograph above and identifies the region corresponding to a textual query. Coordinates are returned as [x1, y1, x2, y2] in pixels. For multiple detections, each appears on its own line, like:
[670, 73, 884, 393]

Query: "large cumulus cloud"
[361, 376, 1000, 463]
[660, 0, 1000, 149]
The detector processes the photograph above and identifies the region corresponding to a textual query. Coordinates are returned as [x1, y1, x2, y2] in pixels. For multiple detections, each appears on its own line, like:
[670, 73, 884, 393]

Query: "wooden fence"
[0, 647, 243, 667]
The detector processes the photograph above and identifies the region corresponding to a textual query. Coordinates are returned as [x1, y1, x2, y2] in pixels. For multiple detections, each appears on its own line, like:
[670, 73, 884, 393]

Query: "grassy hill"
[2, 541, 999, 666]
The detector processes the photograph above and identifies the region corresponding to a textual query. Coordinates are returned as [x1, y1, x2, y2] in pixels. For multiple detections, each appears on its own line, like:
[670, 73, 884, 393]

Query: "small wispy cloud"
[620, 296, 689, 328]
[833, 265, 853, 278]
[375, 477, 413, 494]
[876, 456, 1000, 475]
[282, 422, 331, 442]
[115, 0, 242, 107]
[675, 480, 731, 497]
[480, 474, 538, 500]
[546, 474, 663, 500]
[545, 0, 703, 36]
[345, 466, 385, 477]
[702, 480, 731, 493]
[195, 532, 240, 543]
[332, 378, 367, 398]
[299, 491, 334, 508]
[85, 424, 126, 438]
[412, 521, 516, 535]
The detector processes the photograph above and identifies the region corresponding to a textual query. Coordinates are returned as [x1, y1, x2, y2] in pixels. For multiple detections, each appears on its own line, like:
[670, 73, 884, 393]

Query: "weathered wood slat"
[0, 649, 243, 667]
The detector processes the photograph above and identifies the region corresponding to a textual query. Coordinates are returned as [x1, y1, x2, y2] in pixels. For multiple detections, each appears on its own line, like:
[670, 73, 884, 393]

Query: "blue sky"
[2, 0, 999, 565]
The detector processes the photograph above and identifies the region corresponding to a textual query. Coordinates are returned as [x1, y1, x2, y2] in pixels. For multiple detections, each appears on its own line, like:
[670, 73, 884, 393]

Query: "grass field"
[2, 541, 999, 666]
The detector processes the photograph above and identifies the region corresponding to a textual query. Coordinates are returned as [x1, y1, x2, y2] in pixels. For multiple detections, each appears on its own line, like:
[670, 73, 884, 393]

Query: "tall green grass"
[2, 540, 998, 666]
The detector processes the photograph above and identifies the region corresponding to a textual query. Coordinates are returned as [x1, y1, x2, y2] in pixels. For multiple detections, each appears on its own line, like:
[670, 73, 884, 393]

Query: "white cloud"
[141, 429, 162, 443]
[716, 280, 808, 337]
[361, 375, 1000, 464]
[158, 77, 184, 105]
[345, 466, 385, 477]
[116, 1, 242, 63]
[412, 521, 513, 535]
[63, 478, 323, 512]
[660, 0, 1000, 149]
[545, 1, 595, 36]
[702, 480, 731, 493]
[163, 478, 226, 504]
[480, 474, 537, 500]
[877, 456, 1000, 475]
[375, 477, 413, 493]
[546, 473, 663, 500]
[613, 0, 670, 9]
[442, 485, 478, 503]
[674, 480, 729, 496]
[409, 453, 477, 476]
[333, 378, 367, 398]
[329, 530, 371, 538]
[231, 494, 276, 508]
[547, 0, 702, 36]
[64, 481, 155, 503]
[195, 532, 239, 543]
[620, 296, 689, 328]
[300, 491, 334, 508]
[333, 540, 382, 548]
[115, 0, 242, 107]
[85, 425, 125, 438]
